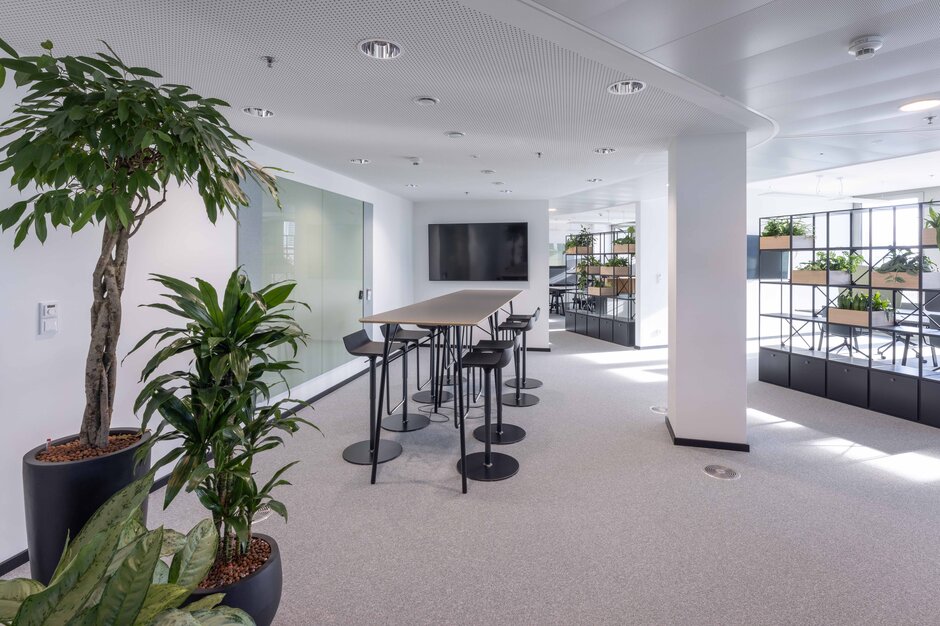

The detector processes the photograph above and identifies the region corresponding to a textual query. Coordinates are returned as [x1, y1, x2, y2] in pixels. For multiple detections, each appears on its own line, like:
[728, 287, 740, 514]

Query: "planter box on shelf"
[791, 270, 850, 286]
[600, 266, 632, 277]
[612, 243, 635, 254]
[565, 246, 592, 255]
[924, 228, 938, 247]
[587, 286, 615, 296]
[615, 277, 636, 295]
[759, 235, 814, 250]
[871, 271, 922, 290]
[586, 265, 602, 274]
[827, 308, 894, 327]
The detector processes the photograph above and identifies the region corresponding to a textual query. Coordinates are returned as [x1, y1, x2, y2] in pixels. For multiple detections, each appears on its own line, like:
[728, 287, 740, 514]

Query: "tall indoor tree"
[0, 38, 278, 448]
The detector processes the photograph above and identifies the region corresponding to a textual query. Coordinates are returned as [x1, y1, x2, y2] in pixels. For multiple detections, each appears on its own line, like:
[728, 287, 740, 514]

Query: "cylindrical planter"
[22, 428, 151, 584]
[187, 534, 282, 626]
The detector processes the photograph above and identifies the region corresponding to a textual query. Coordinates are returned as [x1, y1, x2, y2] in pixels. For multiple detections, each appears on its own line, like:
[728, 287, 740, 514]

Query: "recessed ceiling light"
[492, 181, 504, 186]
[405, 184, 418, 188]
[242, 107, 274, 118]
[549, 208, 557, 212]
[481, 169, 495, 174]
[412, 96, 439, 106]
[899, 99, 940, 112]
[586, 178, 603, 183]
[349, 158, 370, 165]
[444, 131, 465, 139]
[594, 147, 616, 155]
[500, 189, 513, 194]
[359, 39, 401, 60]
[607, 80, 646, 95]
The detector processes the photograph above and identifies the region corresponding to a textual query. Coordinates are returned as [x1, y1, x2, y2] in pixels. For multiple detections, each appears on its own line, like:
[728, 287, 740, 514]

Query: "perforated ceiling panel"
[0, 0, 743, 201]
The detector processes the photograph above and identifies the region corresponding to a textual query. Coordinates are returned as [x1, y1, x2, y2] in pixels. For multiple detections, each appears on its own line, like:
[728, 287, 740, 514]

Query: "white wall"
[0, 97, 413, 560]
[412, 200, 550, 349]
[635, 171, 669, 348]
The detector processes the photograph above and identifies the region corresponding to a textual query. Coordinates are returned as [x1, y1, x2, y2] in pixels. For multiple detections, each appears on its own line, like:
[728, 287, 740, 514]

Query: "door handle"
[358, 290, 364, 300]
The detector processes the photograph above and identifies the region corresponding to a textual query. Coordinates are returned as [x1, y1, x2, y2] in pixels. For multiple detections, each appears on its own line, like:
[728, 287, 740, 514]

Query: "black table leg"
[371, 331, 392, 484]
[456, 326, 467, 494]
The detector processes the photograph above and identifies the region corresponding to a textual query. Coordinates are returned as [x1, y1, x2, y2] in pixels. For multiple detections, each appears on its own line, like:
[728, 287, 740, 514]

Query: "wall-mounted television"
[429, 222, 528, 281]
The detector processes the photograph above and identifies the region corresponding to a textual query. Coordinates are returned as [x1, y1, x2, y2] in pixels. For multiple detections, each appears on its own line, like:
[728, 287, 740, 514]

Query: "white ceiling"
[0, 0, 769, 203]
[530, 0, 940, 182]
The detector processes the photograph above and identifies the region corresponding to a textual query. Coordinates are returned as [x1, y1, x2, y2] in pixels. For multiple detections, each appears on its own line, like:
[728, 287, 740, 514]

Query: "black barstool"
[505, 307, 542, 389]
[342, 329, 405, 465]
[412, 325, 454, 406]
[380, 325, 431, 433]
[499, 316, 539, 407]
[471, 334, 526, 445]
[455, 345, 519, 482]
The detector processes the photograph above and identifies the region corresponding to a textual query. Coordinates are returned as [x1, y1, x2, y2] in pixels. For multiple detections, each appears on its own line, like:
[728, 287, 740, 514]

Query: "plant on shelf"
[0, 38, 278, 452]
[565, 226, 594, 253]
[575, 260, 589, 289]
[797, 251, 865, 272]
[829, 289, 894, 327]
[0, 474, 252, 625]
[925, 203, 940, 248]
[614, 225, 636, 245]
[872, 248, 938, 289]
[131, 270, 315, 623]
[761, 218, 812, 238]
[835, 290, 893, 312]
[605, 257, 630, 267]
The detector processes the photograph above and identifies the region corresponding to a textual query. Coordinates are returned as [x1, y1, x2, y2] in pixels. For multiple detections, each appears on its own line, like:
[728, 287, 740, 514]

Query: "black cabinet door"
[574, 312, 586, 334]
[599, 317, 613, 342]
[587, 315, 600, 339]
[790, 354, 825, 397]
[826, 361, 869, 408]
[921, 379, 940, 428]
[613, 320, 633, 347]
[869, 370, 918, 421]
[758, 348, 789, 387]
[565, 310, 576, 332]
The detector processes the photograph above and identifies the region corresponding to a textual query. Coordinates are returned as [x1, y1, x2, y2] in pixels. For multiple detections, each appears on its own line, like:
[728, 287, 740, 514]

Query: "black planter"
[187, 534, 282, 626]
[22, 428, 151, 584]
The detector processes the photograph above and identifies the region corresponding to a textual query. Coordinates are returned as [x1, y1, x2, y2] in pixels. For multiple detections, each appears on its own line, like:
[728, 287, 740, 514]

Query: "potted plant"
[612, 226, 636, 254]
[828, 290, 894, 327]
[601, 256, 632, 277]
[587, 279, 615, 297]
[924, 203, 940, 248]
[565, 226, 594, 254]
[759, 217, 813, 249]
[0, 39, 280, 582]
[583, 255, 603, 275]
[792, 251, 863, 285]
[131, 270, 314, 626]
[0, 474, 252, 625]
[871, 248, 939, 290]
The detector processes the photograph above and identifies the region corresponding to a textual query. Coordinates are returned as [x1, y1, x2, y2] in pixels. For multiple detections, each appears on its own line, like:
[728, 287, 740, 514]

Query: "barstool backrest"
[379, 323, 402, 341]
[343, 329, 371, 355]
[531, 307, 541, 323]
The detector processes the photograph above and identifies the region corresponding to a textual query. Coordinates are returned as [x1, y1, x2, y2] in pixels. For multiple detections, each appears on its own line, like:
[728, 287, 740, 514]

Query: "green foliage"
[567, 226, 594, 249]
[761, 218, 812, 238]
[0, 476, 251, 625]
[582, 255, 601, 267]
[131, 269, 316, 564]
[925, 204, 940, 230]
[613, 225, 636, 245]
[797, 251, 865, 273]
[604, 257, 630, 267]
[875, 248, 937, 277]
[835, 290, 893, 312]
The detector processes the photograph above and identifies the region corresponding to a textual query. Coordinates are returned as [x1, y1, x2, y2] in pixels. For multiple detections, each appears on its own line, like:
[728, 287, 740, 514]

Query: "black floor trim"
[665, 416, 750, 453]
[527, 347, 551, 352]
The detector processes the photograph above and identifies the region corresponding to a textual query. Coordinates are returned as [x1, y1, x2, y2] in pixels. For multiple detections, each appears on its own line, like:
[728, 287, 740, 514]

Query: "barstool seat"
[473, 339, 514, 351]
[502, 307, 543, 392]
[393, 328, 431, 343]
[472, 335, 526, 446]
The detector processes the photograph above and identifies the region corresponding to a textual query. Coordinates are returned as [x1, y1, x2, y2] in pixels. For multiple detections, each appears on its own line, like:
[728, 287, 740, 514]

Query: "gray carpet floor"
[11, 316, 940, 624]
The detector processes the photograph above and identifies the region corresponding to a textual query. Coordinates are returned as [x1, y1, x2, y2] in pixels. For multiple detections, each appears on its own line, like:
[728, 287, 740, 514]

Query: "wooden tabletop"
[360, 289, 522, 326]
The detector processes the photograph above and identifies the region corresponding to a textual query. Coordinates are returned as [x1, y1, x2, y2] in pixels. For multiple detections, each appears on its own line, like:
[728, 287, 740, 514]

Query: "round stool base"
[412, 389, 453, 404]
[473, 423, 526, 445]
[501, 392, 540, 407]
[505, 378, 543, 389]
[440, 376, 467, 387]
[342, 440, 402, 465]
[457, 452, 519, 482]
[382, 413, 431, 432]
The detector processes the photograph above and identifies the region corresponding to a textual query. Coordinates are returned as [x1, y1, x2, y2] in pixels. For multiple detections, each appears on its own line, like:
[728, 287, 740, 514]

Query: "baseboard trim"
[527, 347, 551, 352]
[664, 417, 750, 453]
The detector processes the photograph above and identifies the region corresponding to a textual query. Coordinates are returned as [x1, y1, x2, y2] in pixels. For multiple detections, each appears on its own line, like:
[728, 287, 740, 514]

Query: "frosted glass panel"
[238, 177, 363, 390]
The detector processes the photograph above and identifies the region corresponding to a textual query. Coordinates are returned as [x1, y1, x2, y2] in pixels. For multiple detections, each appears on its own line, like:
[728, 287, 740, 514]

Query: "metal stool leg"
[474, 362, 526, 444]
[506, 328, 542, 389]
[343, 356, 402, 465]
[383, 341, 431, 432]
[459, 365, 519, 482]
[502, 335, 539, 408]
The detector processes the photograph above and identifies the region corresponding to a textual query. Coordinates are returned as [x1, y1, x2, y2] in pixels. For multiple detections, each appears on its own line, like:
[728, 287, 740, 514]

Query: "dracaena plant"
[761, 218, 812, 238]
[924, 202, 940, 248]
[0, 38, 279, 449]
[130, 270, 316, 565]
[0, 474, 252, 625]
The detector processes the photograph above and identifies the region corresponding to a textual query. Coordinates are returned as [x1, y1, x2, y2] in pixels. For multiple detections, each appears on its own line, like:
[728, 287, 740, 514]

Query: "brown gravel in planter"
[199, 537, 272, 589]
[35, 433, 141, 462]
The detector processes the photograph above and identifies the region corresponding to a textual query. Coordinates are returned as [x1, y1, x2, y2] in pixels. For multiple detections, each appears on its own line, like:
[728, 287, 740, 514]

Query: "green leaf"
[95, 527, 163, 625]
[152, 559, 170, 585]
[127, 66, 162, 78]
[149, 609, 199, 625]
[160, 529, 187, 557]
[180, 594, 223, 613]
[131, 584, 190, 626]
[0, 579, 44, 622]
[40, 40, 53, 51]
[168, 519, 218, 591]
[0, 37, 19, 58]
[189, 606, 255, 625]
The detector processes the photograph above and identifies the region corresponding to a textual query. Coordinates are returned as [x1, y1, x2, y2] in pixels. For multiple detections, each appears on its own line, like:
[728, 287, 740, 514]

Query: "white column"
[667, 133, 748, 448]
[636, 170, 669, 347]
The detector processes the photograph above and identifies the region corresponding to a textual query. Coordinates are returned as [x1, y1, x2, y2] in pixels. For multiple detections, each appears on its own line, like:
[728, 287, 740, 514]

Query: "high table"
[360, 289, 522, 493]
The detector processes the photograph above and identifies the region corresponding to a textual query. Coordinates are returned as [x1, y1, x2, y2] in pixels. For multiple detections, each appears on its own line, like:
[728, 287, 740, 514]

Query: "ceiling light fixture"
[586, 178, 603, 183]
[359, 39, 401, 60]
[412, 96, 439, 106]
[549, 208, 557, 212]
[405, 184, 418, 188]
[594, 147, 616, 155]
[481, 169, 495, 174]
[349, 158, 370, 165]
[242, 107, 274, 118]
[444, 131, 466, 139]
[607, 80, 646, 95]
[492, 181, 504, 186]
[847, 35, 883, 60]
[500, 189, 513, 194]
[899, 99, 940, 112]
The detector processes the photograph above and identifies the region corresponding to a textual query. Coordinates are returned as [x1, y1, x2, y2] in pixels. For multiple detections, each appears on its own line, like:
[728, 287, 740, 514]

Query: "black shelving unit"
[758, 201, 940, 426]
[563, 228, 636, 347]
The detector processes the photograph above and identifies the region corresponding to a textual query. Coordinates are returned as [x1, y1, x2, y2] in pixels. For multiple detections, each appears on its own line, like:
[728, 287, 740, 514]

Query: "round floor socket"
[650, 406, 668, 415]
[704, 465, 739, 480]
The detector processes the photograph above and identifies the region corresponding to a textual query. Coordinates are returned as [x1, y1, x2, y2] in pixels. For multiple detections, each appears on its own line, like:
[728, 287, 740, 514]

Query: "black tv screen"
[429, 222, 528, 281]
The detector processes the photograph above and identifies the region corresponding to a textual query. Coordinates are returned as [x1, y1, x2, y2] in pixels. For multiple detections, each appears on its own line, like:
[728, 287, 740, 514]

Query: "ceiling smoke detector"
[242, 107, 274, 118]
[349, 158, 370, 165]
[444, 131, 466, 139]
[607, 80, 646, 95]
[594, 147, 616, 155]
[481, 169, 495, 174]
[412, 96, 439, 106]
[359, 39, 401, 60]
[848, 35, 883, 60]
[586, 178, 603, 183]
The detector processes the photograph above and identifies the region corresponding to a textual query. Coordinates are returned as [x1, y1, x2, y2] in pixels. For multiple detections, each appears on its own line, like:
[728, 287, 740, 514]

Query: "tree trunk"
[80, 226, 130, 448]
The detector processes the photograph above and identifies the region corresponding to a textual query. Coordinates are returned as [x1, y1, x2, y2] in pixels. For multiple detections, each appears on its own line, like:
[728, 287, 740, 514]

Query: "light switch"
[38, 301, 58, 337]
